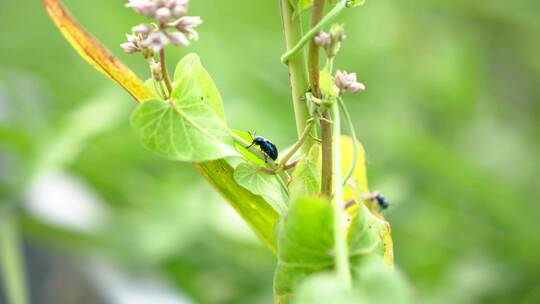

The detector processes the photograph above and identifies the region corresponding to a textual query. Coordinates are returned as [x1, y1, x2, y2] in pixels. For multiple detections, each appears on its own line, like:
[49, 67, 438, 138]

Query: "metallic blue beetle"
[246, 135, 278, 162]
[375, 194, 390, 209]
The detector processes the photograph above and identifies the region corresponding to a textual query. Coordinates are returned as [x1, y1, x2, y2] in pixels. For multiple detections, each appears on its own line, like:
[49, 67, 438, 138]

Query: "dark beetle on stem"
[361, 192, 391, 210]
[246, 133, 278, 163]
[375, 194, 390, 210]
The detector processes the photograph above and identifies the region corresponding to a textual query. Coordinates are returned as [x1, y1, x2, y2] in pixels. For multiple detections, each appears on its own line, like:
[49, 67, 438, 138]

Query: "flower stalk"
[159, 48, 173, 97]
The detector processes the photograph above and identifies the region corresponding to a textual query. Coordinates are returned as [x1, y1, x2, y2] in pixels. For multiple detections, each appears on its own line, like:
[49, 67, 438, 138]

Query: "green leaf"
[131, 54, 237, 162]
[349, 204, 393, 267]
[274, 196, 334, 303]
[196, 160, 279, 253]
[319, 64, 338, 98]
[293, 273, 358, 304]
[294, 257, 412, 304]
[351, 256, 412, 304]
[274, 197, 393, 303]
[233, 162, 288, 215]
[346, 0, 366, 8]
[232, 130, 266, 167]
[131, 98, 236, 162]
[131, 53, 237, 162]
[289, 144, 321, 196]
[289, 0, 314, 16]
[172, 53, 226, 121]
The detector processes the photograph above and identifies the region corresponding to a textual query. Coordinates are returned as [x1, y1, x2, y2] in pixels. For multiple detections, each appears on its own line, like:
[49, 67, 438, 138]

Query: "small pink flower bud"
[330, 24, 346, 42]
[120, 42, 138, 54]
[132, 23, 153, 35]
[171, 5, 187, 18]
[171, 16, 202, 40]
[168, 32, 190, 46]
[120, 34, 141, 54]
[155, 7, 171, 23]
[142, 31, 169, 52]
[335, 70, 365, 94]
[314, 31, 331, 48]
[126, 0, 156, 18]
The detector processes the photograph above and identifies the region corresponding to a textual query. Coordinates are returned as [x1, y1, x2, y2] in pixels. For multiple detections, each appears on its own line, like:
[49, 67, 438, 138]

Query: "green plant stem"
[338, 97, 358, 186]
[309, 0, 325, 98]
[331, 102, 351, 288]
[0, 215, 29, 304]
[279, 0, 313, 153]
[281, 0, 347, 64]
[320, 111, 333, 196]
[308, 0, 333, 197]
[279, 119, 316, 167]
[159, 48, 173, 98]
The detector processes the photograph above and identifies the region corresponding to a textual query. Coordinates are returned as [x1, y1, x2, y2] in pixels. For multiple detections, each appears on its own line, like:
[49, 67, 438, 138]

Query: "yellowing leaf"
[340, 135, 367, 216]
[350, 205, 394, 267]
[340, 135, 394, 266]
[42, 0, 154, 102]
[340, 135, 369, 193]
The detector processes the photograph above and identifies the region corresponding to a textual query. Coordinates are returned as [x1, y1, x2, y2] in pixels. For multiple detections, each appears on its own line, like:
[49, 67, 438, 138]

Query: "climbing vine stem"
[281, 0, 347, 64]
[339, 97, 359, 186]
[331, 102, 352, 288]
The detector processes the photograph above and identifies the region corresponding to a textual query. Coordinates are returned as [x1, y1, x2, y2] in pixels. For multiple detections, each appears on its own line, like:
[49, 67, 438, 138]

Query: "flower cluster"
[121, 0, 202, 55]
[335, 70, 365, 94]
[314, 24, 346, 58]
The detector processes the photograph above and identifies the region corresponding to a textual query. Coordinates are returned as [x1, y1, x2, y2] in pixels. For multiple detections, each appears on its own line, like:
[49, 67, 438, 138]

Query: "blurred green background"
[1, 0, 540, 303]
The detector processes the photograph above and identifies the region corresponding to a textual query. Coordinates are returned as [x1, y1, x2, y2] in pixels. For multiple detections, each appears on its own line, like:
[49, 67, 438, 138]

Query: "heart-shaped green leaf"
[131, 98, 236, 162]
[234, 162, 288, 215]
[274, 197, 334, 304]
[172, 53, 226, 121]
[131, 53, 237, 162]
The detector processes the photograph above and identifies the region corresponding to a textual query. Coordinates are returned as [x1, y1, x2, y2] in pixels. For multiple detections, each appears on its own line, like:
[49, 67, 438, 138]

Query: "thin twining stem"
[279, 119, 316, 168]
[280, 0, 347, 64]
[331, 101, 352, 288]
[338, 97, 359, 186]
